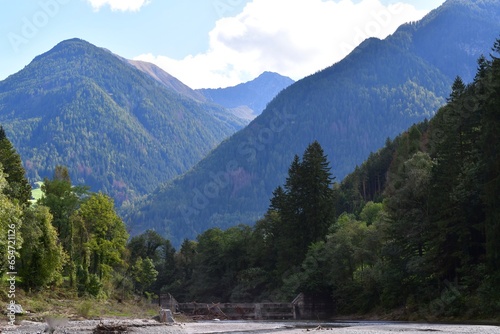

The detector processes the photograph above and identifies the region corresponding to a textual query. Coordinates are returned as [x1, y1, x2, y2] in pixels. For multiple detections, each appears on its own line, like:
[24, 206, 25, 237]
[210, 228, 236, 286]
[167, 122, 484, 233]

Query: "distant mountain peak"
[257, 71, 291, 79]
[197, 72, 294, 120]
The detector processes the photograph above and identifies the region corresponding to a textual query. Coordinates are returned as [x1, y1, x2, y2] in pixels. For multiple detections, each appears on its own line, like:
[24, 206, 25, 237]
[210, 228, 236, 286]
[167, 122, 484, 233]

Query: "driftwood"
[92, 320, 166, 332]
[93, 322, 128, 333]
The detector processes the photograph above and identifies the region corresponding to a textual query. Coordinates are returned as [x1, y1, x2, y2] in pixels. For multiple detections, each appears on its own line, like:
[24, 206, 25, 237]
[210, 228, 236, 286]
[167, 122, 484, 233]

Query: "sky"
[1, 0, 446, 89]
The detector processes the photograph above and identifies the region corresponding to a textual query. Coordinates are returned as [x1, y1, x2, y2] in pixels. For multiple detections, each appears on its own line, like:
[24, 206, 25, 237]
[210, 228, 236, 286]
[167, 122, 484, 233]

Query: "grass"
[11, 288, 160, 320]
[30, 181, 44, 204]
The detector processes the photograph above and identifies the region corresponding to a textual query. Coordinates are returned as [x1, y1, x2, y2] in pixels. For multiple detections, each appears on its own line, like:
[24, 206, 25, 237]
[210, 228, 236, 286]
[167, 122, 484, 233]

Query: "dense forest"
[125, 0, 500, 246]
[0, 38, 245, 206]
[1, 38, 498, 319]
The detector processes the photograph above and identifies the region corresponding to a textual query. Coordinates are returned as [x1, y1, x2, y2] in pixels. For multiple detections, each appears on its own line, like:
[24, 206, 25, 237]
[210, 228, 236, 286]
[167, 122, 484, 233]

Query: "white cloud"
[87, 0, 150, 12]
[135, 0, 428, 89]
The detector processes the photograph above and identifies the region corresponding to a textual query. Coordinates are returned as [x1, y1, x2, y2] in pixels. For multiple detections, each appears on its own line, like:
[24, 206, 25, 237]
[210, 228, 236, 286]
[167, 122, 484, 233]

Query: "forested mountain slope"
[127, 0, 500, 246]
[0, 38, 245, 205]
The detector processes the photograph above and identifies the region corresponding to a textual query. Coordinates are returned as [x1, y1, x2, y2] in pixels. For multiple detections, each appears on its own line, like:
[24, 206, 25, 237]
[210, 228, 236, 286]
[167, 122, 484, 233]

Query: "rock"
[159, 309, 175, 324]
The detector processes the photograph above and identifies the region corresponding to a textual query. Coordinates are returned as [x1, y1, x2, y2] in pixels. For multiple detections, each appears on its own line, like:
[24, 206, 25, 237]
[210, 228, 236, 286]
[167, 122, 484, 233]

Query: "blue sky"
[1, 0, 446, 88]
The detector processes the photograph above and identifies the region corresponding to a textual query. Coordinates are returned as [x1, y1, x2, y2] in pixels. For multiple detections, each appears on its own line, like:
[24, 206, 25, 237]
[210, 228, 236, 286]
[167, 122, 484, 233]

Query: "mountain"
[197, 72, 294, 120]
[126, 0, 500, 247]
[127, 59, 208, 103]
[0, 38, 245, 205]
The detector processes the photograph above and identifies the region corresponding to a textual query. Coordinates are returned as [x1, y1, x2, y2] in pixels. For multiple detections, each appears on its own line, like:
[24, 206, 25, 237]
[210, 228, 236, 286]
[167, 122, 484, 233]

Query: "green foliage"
[76, 265, 90, 296]
[126, 229, 175, 296]
[39, 166, 86, 255]
[127, 229, 165, 264]
[131, 257, 158, 294]
[86, 274, 103, 298]
[165, 239, 197, 301]
[0, 166, 23, 277]
[0, 126, 31, 206]
[0, 155, 153, 302]
[188, 225, 253, 302]
[73, 193, 128, 281]
[359, 201, 383, 226]
[19, 205, 66, 290]
[269, 141, 335, 271]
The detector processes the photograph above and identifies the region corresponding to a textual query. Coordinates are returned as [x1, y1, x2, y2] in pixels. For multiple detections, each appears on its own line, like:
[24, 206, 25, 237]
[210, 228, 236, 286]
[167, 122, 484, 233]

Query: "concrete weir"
[159, 293, 334, 320]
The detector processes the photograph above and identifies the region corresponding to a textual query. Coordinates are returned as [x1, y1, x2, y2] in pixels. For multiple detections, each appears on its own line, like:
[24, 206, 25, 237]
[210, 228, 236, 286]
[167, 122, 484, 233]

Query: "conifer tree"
[0, 126, 31, 205]
[270, 141, 335, 269]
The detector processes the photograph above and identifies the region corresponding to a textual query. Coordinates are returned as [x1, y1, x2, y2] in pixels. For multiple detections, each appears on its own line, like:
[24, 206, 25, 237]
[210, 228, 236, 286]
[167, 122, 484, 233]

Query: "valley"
[1, 0, 500, 326]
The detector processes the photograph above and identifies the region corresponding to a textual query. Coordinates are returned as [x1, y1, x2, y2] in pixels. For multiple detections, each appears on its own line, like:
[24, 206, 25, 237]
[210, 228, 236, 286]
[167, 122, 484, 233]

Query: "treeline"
[137, 39, 499, 319]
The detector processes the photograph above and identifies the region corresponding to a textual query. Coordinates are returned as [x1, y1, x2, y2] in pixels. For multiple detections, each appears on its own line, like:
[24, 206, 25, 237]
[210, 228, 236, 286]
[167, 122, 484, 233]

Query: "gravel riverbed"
[1, 318, 499, 334]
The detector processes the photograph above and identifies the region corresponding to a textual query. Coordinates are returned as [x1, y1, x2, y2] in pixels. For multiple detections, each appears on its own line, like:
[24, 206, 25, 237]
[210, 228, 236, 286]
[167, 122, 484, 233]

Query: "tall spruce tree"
[270, 141, 335, 269]
[0, 126, 31, 205]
